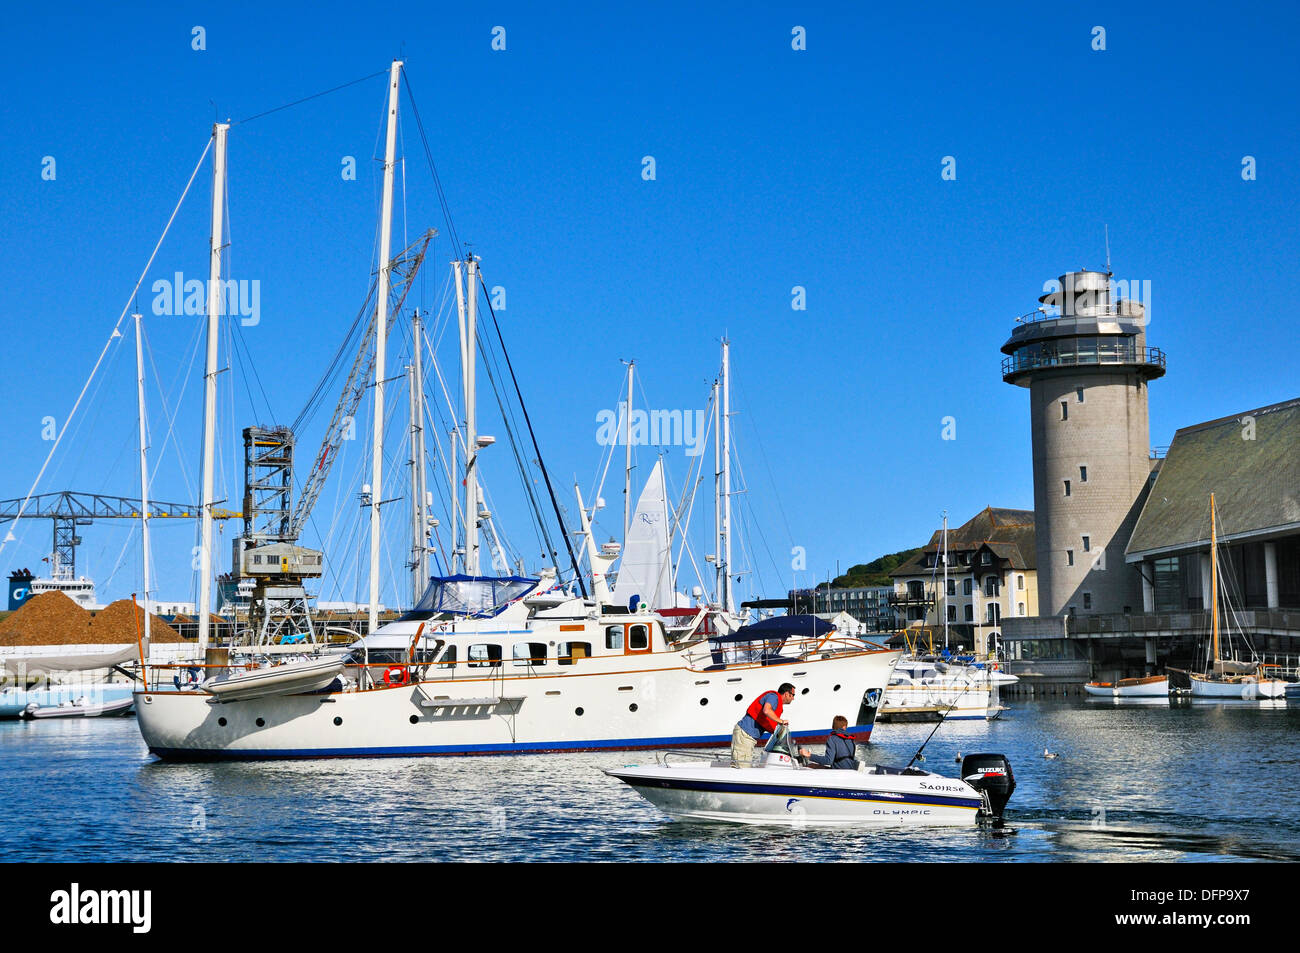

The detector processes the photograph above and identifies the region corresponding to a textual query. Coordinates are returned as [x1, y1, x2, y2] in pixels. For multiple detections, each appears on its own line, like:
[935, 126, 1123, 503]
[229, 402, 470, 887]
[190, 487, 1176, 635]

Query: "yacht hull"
[135, 651, 898, 760]
[1083, 676, 1169, 698]
[1188, 675, 1287, 700]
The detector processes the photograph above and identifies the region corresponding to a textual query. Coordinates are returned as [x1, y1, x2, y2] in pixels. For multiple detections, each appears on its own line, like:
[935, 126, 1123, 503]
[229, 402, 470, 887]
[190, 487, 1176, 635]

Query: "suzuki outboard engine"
[960, 753, 1015, 825]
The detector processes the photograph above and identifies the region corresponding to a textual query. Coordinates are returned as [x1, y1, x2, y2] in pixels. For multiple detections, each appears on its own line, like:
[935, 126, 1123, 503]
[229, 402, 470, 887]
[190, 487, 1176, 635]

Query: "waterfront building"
[888, 507, 1038, 655]
[814, 585, 894, 631]
[786, 585, 894, 632]
[1000, 268, 1299, 685]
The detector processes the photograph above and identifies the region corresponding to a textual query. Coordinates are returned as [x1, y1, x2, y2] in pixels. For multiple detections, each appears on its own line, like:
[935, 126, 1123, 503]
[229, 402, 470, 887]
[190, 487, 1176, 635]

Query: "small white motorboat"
[202, 655, 345, 702]
[1083, 675, 1169, 698]
[605, 726, 1015, 827]
[879, 657, 1017, 722]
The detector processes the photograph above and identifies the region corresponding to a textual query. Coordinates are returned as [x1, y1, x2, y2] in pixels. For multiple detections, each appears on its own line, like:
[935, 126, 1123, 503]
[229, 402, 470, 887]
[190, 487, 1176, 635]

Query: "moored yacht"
[878, 656, 1010, 720]
[137, 572, 898, 758]
[1083, 675, 1169, 698]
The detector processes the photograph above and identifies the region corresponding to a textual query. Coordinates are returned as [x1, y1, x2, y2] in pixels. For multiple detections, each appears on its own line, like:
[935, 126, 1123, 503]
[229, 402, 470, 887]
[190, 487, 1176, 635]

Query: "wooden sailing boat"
[1188, 493, 1287, 700]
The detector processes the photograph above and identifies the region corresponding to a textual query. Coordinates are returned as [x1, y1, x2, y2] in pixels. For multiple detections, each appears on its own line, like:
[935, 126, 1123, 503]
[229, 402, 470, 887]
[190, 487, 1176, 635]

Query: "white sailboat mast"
[624, 360, 634, 545]
[408, 308, 430, 601]
[576, 484, 615, 605]
[712, 378, 722, 606]
[449, 426, 459, 573]
[463, 256, 481, 575]
[720, 339, 733, 615]
[134, 312, 151, 652]
[941, 511, 949, 650]
[197, 121, 228, 654]
[451, 257, 466, 575]
[368, 59, 402, 633]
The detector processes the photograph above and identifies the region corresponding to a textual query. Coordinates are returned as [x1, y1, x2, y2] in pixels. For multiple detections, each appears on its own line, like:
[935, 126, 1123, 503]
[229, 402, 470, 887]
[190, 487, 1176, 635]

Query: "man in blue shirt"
[731, 683, 797, 768]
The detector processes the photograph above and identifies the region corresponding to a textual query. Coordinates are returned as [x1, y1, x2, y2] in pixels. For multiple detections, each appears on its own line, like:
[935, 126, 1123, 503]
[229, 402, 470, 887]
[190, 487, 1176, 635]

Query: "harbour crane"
[0, 490, 240, 582]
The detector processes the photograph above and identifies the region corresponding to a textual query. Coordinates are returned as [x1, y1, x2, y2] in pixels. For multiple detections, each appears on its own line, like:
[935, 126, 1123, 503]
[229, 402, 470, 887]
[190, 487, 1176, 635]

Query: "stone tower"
[1001, 270, 1165, 618]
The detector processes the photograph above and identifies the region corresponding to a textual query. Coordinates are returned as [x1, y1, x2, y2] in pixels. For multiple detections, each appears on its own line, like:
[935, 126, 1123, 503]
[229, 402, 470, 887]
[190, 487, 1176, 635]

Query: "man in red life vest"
[732, 683, 810, 768]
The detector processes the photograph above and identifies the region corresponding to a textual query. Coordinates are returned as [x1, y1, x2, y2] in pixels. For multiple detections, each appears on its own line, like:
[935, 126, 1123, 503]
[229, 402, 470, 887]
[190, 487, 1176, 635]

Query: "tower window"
[1079, 465, 1088, 482]
[1076, 387, 1085, 403]
[1060, 401, 1069, 421]
[1066, 549, 1075, 566]
[1083, 592, 1093, 610]
[1017, 574, 1025, 590]
[1082, 535, 1091, 552]
[1063, 479, 1071, 497]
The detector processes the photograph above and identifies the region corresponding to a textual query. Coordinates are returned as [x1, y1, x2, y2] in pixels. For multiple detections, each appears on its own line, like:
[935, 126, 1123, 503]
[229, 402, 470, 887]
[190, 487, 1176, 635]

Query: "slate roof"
[1126, 397, 1300, 559]
[891, 507, 1037, 576]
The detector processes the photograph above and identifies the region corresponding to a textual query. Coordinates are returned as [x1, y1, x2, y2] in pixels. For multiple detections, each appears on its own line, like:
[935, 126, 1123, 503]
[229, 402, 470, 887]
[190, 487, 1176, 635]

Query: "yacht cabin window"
[558, 642, 591, 666]
[468, 644, 503, 668]
[605, 625, 623, 651]
[514, 643, 547, 667]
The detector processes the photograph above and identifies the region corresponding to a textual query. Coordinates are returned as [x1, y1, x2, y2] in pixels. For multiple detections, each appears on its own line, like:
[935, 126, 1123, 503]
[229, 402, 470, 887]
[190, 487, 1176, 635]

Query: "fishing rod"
[904, 675, 976, 769]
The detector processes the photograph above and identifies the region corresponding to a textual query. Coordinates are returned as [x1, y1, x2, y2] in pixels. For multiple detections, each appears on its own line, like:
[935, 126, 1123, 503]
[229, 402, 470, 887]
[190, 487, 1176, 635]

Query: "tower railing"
[1001, 346, 1165, 377]
[1012, 304, 1143, 325]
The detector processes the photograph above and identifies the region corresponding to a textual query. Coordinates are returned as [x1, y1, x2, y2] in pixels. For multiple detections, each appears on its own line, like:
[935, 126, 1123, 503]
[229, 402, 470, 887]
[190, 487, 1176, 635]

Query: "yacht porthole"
[255, 717, 266, 727]
[217, 717, 227, 727]
[834, 684, 841, 691]
[699, 698, 708, 706]
[734, 694, 742, 702]
[629, 703, 638, 712]
[801, 688, 809, 696]
[408, 715, 418, 725]
[575, 707, 585, 716]
[333, 717, 343, 726]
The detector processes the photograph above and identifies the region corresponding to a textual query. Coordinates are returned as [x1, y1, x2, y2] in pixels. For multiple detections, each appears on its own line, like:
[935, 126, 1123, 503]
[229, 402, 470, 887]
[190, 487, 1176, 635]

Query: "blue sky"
[1, 1, 1297, 609]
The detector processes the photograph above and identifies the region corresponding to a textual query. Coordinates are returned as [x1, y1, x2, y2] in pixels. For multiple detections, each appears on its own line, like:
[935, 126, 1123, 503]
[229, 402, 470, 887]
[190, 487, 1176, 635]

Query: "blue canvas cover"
[712, 614, 835, 644]
[405, 574, 539, 619]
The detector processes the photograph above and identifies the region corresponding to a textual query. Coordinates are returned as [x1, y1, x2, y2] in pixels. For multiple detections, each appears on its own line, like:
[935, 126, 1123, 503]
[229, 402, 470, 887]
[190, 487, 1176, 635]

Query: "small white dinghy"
[605, 726, 1015, 827]
[202, 655, 345, 703]
[21, 695, 136, 719]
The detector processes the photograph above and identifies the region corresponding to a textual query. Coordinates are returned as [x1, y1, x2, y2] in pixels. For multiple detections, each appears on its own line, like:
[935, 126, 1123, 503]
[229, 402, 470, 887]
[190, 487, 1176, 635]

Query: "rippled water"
[2, 698, 1297, 862]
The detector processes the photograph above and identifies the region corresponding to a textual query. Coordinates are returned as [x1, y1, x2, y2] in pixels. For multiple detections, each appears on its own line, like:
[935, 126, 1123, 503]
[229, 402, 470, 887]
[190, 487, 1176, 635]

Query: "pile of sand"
[0, 591, 188, 646]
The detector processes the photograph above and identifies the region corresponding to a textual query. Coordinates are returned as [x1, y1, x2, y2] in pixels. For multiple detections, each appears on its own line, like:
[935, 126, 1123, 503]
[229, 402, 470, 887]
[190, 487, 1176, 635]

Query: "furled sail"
[612, 460, 674, 611]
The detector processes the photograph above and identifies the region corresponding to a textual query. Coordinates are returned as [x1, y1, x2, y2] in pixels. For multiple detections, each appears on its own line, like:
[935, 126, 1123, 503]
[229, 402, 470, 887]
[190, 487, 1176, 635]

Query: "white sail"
[612, 459, 673, 611]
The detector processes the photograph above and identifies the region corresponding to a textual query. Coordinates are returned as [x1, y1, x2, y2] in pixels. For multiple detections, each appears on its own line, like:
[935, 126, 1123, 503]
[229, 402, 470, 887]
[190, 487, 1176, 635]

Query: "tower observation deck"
[1002, 270, 1165, 386]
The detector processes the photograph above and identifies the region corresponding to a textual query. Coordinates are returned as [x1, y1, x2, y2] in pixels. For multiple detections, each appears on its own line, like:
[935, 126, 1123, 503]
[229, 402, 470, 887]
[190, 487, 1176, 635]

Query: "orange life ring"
[383, 666, 409, 687]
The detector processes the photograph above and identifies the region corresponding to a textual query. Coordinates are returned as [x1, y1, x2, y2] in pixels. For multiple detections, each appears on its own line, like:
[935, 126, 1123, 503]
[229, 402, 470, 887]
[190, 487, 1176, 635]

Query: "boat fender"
[383, 666, 410, 687]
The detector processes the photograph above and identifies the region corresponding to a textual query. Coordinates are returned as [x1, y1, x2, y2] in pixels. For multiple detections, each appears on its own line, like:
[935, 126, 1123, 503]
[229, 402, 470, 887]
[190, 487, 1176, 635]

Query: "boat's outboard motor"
[960, 753, 1015, 825]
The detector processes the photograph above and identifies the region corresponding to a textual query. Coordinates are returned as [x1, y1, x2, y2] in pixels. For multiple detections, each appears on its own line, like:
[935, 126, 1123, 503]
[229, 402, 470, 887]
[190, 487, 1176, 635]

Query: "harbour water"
[3, 697, 1297, 863]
